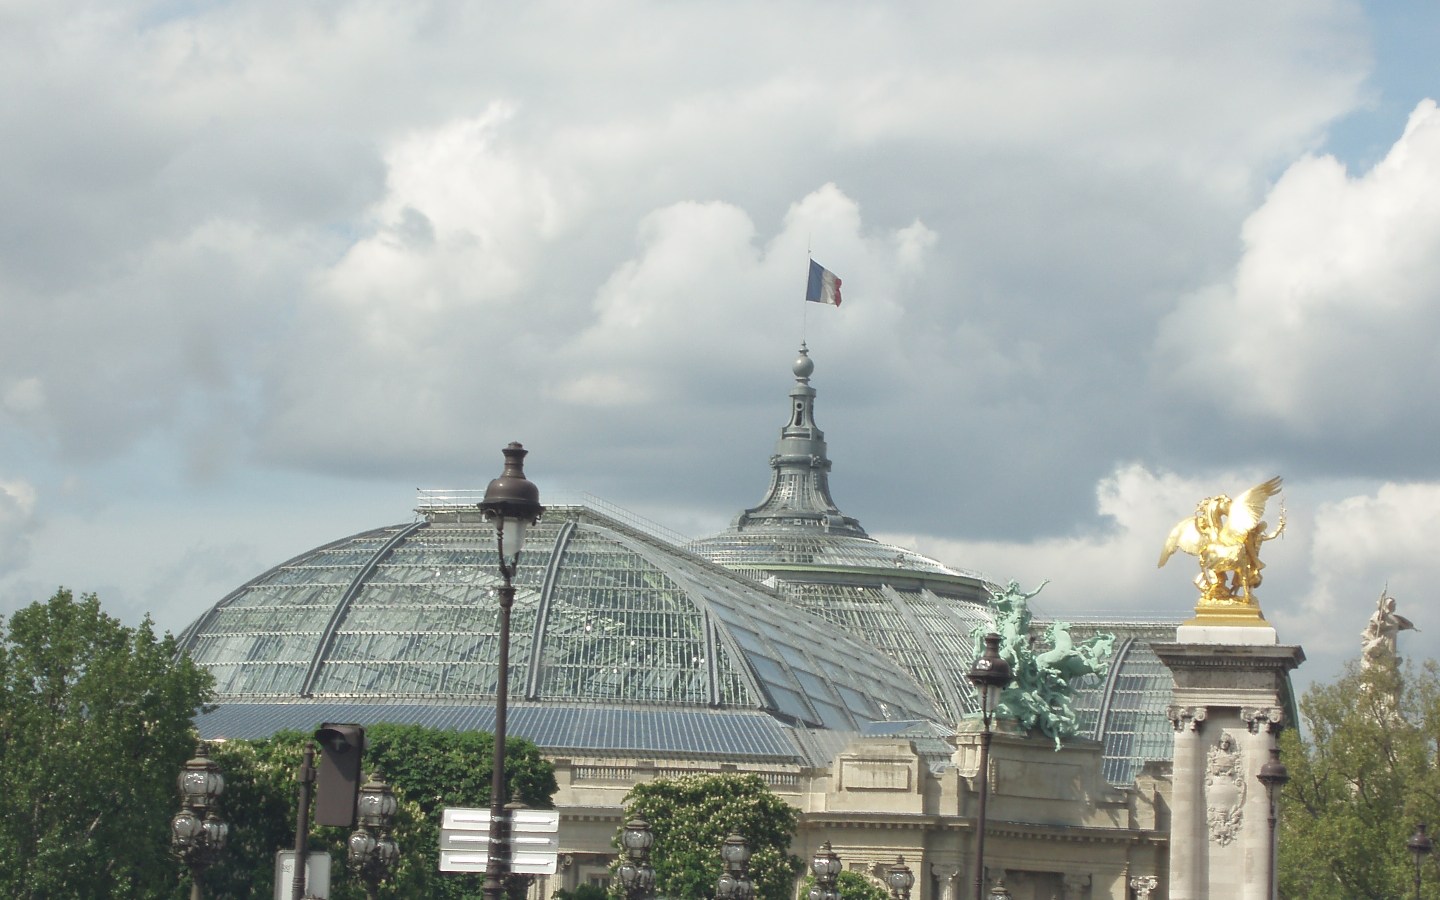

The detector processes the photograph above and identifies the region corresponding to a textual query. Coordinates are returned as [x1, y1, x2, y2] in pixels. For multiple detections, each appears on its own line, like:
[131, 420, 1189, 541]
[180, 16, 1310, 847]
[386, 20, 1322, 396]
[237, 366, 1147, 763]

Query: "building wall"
[541, 729, 1171, 900]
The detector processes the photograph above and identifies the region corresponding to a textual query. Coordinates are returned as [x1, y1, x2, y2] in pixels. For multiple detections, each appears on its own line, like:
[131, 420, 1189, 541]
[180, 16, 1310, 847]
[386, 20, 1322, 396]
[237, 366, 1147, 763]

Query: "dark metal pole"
[1408, 824, 1434, 900]
[483, 575, 516, 900]
[293, 742, 316, 900]
[972, 714, 993, 900]
[190, 866, 202, 900]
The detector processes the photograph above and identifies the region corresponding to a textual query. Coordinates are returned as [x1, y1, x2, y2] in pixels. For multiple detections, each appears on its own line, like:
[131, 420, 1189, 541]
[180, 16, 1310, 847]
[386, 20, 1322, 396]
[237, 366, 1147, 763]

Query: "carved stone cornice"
[1151, 642, 1305, 672]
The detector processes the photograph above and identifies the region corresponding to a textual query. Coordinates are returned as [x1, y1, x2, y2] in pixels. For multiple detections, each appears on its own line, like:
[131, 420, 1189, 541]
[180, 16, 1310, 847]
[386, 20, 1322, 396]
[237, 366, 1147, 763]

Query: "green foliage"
[0, 588, 214, 900]
[554, 883, 610, 900]
[800, 870, 890, 900]
[205, 723, 558, 899]
[621, 773, 802, 900]
[1278, 659, 1440, 899]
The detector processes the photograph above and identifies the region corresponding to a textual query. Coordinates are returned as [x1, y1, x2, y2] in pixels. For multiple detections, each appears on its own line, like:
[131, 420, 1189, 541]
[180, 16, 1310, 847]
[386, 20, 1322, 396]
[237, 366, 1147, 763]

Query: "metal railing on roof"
[415, 489, 695, 548]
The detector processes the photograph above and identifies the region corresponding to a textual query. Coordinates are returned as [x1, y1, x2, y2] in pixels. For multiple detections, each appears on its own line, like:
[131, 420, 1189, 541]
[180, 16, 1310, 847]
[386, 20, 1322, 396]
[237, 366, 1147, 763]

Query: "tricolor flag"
[805, 260, 842, 307]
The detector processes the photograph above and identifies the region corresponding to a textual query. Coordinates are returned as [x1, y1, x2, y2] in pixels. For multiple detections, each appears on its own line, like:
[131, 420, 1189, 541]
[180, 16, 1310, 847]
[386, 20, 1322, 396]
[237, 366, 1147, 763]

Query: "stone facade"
[538, 723, 1170, 900]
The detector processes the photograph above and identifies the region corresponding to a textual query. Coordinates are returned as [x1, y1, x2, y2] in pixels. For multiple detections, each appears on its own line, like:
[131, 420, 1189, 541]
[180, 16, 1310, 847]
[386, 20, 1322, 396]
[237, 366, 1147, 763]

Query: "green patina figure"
[969, 580, 1116, 749]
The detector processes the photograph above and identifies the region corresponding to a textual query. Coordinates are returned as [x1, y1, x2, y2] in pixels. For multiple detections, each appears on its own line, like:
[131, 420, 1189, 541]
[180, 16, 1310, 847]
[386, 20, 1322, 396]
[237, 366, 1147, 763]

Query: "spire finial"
[724, 346, 866, 537]
[793, 344, 814, 382]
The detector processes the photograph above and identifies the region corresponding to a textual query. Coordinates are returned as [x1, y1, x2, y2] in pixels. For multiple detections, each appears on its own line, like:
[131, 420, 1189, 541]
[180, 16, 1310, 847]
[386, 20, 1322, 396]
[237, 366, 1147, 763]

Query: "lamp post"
[885, 856, 914, 900]
[808, 841, 842, 900]
[616, 818, 656, 900]
[716, 833, 755, 900]
[1408, 823, 1432, 900]
[348, 771, 400, 900]
[479, 442, 545, 900]
[171, 742, 228, 900]
[966, 633, 1011, 900]
[1255, 746, 1289, 899]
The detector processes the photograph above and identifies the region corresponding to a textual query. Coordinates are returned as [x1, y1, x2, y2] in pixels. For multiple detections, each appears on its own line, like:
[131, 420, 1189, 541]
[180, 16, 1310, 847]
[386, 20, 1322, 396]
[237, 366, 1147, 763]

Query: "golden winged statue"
[1158, 476, 1286, 611]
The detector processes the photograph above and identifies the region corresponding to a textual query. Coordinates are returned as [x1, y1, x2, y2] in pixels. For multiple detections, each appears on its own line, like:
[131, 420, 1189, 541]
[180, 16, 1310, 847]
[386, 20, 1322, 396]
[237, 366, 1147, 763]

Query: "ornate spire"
[728, 345, 867, 536]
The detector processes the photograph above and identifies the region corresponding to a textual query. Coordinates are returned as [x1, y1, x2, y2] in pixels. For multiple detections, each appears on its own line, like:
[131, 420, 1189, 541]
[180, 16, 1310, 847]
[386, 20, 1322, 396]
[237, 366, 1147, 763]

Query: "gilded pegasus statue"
[1158, 476, 1285, 607]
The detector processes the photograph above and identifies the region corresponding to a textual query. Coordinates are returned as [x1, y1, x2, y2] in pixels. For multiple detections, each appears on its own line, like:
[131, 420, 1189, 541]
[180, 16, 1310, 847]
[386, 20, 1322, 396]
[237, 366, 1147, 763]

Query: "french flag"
[805, 260, 842, 307]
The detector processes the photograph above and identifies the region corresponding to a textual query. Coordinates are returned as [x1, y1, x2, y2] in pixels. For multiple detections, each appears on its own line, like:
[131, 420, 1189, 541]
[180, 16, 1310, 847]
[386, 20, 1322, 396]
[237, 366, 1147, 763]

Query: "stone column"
[1165, 705, 1206, 899]
[933, 863, 961, 900]
[1061, 872, 1090, 898]
[1242, 706, 1285, 900]
[1154, 629, 1302, 900]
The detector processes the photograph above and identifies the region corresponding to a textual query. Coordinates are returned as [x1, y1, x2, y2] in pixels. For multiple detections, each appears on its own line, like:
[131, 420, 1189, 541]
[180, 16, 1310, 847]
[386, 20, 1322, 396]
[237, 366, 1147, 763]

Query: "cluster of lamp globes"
[170, 744, 402, 895]
[170, 744, 230, 873]
[347, 772, 401, 885]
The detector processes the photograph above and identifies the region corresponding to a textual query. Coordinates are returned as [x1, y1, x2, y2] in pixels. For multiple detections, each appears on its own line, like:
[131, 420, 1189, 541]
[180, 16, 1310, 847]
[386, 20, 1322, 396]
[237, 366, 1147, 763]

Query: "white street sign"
[439, 807, 561, 875]
[273, 851, 331, 900]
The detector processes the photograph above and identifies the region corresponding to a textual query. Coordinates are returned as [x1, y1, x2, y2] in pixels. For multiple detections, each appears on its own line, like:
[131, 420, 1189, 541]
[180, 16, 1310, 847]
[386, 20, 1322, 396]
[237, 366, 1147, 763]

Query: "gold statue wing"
[1159, 516, 1203, 567]
[1224, 476, 1283, 540]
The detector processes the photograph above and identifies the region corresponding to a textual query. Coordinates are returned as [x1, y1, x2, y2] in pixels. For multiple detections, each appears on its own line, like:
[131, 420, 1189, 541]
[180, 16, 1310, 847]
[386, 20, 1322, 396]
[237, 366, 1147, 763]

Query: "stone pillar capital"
[1167, 704, 1207, 732]
[1241, 705, 1285, 734]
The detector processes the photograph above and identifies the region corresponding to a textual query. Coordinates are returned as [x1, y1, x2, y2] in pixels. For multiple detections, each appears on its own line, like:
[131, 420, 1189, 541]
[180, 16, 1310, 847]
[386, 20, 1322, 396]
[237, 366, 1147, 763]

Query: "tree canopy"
[1278, 657, 1440, 899]
[204, 723, 558, 899]
[0, 588, 214, 900]
[621, 773, 802, 900]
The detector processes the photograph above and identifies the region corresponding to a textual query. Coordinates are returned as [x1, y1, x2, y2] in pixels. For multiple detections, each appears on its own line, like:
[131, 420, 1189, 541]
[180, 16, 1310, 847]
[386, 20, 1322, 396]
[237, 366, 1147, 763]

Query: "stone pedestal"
[1153, 625, 1303, 900]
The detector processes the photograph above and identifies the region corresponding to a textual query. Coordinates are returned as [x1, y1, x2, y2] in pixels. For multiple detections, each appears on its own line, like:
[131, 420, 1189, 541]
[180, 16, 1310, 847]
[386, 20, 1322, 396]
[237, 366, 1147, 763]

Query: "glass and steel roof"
[1066, 621, 1182, 784]
[179, 501, 943, 762]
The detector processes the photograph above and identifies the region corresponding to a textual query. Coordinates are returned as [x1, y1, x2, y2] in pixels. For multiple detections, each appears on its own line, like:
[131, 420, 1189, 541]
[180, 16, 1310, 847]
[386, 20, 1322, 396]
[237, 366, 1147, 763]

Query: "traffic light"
[314, 723, 365, 827]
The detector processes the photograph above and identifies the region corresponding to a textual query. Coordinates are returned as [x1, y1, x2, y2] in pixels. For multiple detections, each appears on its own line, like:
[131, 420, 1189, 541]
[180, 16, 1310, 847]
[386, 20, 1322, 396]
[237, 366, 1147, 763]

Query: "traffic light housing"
[314, 723, 365, 827]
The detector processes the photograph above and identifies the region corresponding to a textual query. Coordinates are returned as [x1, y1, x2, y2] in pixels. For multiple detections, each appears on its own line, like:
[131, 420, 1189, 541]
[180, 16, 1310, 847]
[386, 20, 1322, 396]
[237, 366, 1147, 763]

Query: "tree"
[621, 773, 802, 900]
[204, 723, 558, 899]
[1278, 657, 1440, 899]
[0, 588, 214, 900]
[801, 869, 890, 900]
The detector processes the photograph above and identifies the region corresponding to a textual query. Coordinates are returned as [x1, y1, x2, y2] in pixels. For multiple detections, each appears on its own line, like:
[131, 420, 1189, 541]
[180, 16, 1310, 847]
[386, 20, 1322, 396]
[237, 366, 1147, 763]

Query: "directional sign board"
[274, 851, 331, 900]
[439, 807, 561, 875]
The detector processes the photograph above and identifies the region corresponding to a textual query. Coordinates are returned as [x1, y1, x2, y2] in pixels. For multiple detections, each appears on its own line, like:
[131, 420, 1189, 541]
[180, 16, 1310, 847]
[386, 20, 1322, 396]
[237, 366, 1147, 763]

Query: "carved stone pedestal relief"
[1204, 732, 1246, 846]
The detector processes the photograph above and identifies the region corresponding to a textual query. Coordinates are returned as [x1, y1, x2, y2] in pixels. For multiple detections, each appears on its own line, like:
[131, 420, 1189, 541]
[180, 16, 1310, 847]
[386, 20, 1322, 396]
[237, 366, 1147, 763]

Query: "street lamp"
[348, 771, 400, 900]
[479, 442, 545, 900]
[616, 818, 656, 900]
[808, 841, 842, 900]
[885, 856, 914, 900]
[716, 833, 755, 900]
[171, 742, 228, 900]
[1408, 823, 1432, 900]
[966, 632, 1011, 900]
[1256, 746, 1289, 899]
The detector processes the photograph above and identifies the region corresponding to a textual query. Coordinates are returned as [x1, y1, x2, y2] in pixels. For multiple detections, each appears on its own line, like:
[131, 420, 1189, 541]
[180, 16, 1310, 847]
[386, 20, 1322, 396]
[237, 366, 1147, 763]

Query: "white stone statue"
[1360, 590, 1415, 669]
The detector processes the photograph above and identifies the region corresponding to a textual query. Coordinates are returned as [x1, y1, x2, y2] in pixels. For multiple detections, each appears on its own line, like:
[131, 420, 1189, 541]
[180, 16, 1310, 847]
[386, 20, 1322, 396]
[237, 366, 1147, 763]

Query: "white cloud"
[1290, 481, 1440, 658]
[1156, 99, 1440, 438]
[0, 479, 38, 573]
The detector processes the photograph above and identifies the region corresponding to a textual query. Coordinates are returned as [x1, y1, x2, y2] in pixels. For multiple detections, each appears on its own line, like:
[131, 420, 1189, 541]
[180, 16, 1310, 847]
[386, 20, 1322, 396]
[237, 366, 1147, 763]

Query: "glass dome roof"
[179, 501, 943, 761]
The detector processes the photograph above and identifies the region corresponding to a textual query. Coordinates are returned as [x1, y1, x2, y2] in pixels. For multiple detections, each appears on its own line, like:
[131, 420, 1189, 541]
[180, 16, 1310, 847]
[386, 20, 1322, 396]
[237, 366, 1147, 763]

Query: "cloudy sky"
[3, 0, 1438, 695]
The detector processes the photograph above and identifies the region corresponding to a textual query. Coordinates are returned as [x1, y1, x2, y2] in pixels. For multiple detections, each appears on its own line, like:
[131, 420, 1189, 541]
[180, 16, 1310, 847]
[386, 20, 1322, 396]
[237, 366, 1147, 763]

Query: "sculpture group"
[971, 581, 1115, 748]
[1159, 476, 1286, 609]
